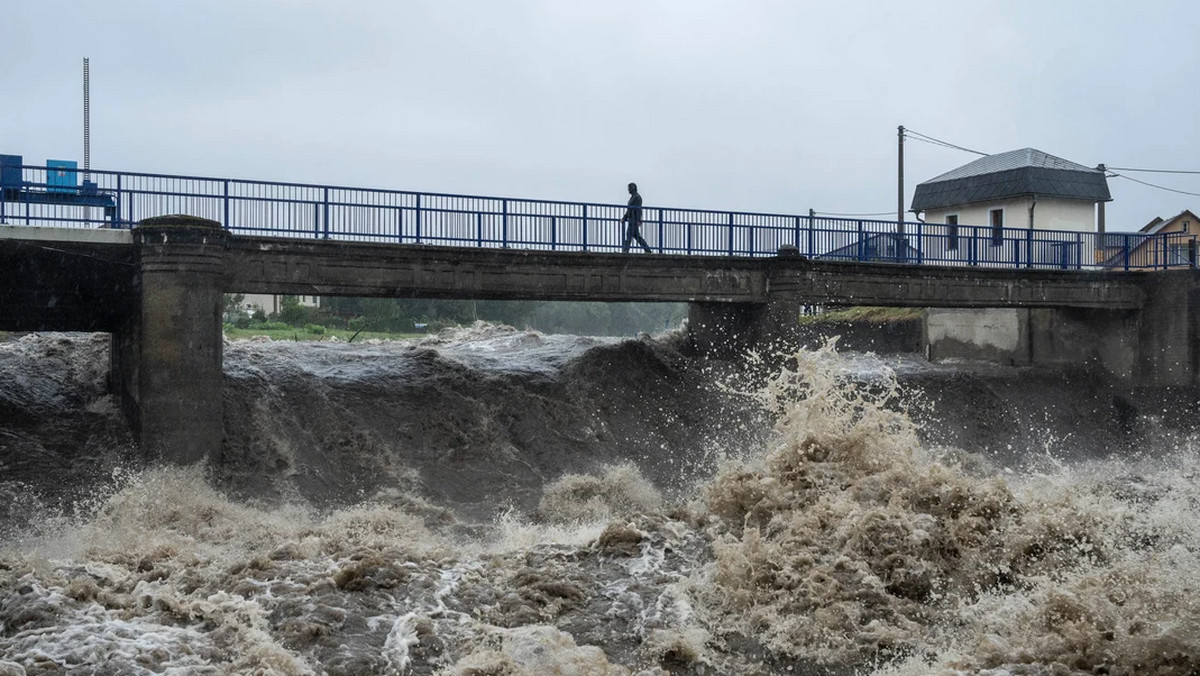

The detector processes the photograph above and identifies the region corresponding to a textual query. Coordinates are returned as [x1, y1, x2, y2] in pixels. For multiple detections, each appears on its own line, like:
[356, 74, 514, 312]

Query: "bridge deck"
[0, 226, 1145, 337]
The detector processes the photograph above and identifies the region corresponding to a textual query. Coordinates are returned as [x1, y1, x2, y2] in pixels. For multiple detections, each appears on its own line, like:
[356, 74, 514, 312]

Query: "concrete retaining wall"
[925, 308, 1030, 364]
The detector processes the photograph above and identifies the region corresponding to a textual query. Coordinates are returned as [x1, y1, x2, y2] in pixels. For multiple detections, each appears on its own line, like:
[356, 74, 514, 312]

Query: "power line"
[1109, 172, 1200, 198]
[902, 129, 989, 157]
[1107, 166, 1200, 175]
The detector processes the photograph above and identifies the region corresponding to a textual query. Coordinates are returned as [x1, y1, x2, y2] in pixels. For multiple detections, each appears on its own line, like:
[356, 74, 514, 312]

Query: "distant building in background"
[911, 148, 1111, 233]
[241, 294, 319, 316]
[1108, 209, 1200, 269]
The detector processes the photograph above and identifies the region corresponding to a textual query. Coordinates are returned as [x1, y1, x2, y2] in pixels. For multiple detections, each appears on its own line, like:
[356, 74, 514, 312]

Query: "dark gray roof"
[911, 148, 1111, 212]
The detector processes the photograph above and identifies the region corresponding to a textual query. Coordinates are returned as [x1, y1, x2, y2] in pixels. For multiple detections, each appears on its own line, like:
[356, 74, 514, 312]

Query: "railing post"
[1025, 228, 1033, 268]
[126, 175, 133, 226]
[502, 199, 509, 248]
[551, 215, 558, 250]
[856, 220, 864, 261]
[322, 187, 330, 239]
[582, 204, 589, 251]
[112, 173, 122, 228]
[808, 209, 815, 257]
[223, 179, 230, 231]
[793, 215, 801, 250]
[476, 212, 483, 247]
[727, 212, 734, 256]
[415, 193, 422, 244]
[1075, 232, 1082, 270]
[686, 212, 693, 255]
[916, 221, 924, 265]
[657, 209, 664, 253]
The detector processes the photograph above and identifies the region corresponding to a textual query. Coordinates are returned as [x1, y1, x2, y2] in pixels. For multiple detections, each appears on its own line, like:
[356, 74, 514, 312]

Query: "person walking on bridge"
[621, 182, 652, 254]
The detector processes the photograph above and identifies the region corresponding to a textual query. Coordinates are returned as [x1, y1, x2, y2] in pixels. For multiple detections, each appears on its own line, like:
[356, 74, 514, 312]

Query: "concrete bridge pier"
[688, 295, 801, 358]
[111, 216, 228, 463]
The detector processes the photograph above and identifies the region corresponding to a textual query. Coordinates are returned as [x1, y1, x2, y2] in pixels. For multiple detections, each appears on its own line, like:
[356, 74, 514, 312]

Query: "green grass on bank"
[223, 326, 423, 342]
[798, 306, 924, 325]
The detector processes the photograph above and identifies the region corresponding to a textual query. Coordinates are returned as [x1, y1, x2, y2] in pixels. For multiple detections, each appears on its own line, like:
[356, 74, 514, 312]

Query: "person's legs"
[636, 229, 651, 253]
[622, 223, 635, 253]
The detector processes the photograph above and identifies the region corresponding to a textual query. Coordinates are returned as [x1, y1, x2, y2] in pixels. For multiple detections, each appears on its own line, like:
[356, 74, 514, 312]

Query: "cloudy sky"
[3, 0, 1197, 231]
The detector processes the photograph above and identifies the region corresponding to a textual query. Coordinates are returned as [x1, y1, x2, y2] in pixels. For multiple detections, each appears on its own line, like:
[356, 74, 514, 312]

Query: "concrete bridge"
[2, 216, 1195, 464]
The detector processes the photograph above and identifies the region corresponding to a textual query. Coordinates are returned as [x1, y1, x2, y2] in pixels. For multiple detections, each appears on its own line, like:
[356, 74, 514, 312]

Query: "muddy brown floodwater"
[1, 327, 1198, 674]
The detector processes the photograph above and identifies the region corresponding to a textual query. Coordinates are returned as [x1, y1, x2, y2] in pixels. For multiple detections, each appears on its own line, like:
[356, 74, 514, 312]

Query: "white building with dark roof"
[911, 148, 1111, 234]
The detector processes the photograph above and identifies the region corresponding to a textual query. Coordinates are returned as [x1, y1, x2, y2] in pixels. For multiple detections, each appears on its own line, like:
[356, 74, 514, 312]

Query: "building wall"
[239, 293, 319, 316]
[924, 196, 1094, 232]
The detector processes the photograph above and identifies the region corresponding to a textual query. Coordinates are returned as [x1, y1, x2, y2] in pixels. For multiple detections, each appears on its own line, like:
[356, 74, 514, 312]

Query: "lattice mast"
[83, 57, 90, 182]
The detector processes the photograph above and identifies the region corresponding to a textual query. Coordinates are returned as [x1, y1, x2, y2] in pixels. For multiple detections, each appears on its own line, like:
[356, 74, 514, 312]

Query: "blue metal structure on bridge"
[0, 157, 1189, 271]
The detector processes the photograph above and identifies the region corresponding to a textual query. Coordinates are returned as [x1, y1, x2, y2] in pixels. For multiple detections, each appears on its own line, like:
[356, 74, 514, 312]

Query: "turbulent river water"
[1, 326, 1198, 675]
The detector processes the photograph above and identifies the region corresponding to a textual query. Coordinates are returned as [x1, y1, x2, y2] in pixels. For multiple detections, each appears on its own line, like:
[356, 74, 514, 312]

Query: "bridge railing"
[0, 162, 1188, 270]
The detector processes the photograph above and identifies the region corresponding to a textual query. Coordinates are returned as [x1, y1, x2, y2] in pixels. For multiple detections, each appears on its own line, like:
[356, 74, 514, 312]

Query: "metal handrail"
[0, 162, 1190, 270]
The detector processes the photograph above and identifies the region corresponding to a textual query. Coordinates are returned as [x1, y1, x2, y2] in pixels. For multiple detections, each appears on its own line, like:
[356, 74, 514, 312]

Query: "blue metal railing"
[0, 162, 1191, 271]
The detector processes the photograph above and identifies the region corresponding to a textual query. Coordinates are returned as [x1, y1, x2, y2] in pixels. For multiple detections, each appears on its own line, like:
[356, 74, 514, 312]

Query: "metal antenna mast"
[897, 125, 905, 234]
[83, 57, 90, 181]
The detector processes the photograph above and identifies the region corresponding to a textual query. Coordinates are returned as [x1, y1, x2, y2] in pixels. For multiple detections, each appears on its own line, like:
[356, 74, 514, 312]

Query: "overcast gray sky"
[3, 0, 1197, 231]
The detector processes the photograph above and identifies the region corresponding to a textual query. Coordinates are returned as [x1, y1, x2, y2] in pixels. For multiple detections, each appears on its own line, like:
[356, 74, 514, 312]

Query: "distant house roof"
[1138, 210, 1199, 234]
[1138, 216, 1166, 234]
[911, 148, 1111, 212]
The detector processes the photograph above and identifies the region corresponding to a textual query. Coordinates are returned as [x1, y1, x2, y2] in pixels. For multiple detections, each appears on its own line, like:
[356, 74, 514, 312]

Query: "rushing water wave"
[1, 328, 1198, 674]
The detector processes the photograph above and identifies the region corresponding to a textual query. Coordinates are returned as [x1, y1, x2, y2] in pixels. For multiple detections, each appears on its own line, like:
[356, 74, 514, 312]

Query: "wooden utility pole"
[897, 125, 905, 234]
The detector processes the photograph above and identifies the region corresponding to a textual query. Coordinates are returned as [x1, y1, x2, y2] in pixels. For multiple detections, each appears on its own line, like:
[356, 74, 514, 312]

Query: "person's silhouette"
[621, 182, 652, 253]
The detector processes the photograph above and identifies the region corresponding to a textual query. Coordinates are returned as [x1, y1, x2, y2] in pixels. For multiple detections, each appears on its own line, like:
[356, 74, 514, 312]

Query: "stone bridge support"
[111, 216, 227, 463]
[1129, 270, 1200, 387]
[688, 295, 803, 358]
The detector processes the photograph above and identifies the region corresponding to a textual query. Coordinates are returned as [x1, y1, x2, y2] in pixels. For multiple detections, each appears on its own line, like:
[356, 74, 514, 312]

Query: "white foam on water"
[381, 611, 419, 673]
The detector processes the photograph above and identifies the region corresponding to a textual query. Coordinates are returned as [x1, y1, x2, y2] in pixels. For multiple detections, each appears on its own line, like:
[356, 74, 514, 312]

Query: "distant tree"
[222, 293, 247, 324]
[278, 296, 308, 326]
[360, 298, 406, 332]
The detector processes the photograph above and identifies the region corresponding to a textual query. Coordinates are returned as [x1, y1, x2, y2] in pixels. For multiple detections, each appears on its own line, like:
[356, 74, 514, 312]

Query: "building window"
[946, 214, 959, 250]
[990, 209, 1004, 246]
